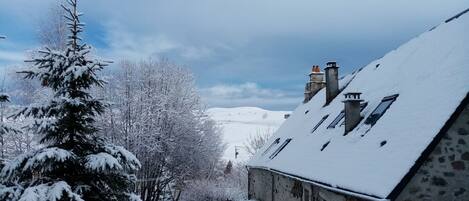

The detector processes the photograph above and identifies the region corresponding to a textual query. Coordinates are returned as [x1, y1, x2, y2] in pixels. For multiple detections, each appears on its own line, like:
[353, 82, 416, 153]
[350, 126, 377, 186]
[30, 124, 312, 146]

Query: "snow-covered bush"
[180, 162, 248, 201]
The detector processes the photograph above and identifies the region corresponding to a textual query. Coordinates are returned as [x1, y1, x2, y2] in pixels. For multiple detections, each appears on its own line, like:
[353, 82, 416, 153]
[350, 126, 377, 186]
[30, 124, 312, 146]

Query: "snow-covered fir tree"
[0, 0, 141, 200]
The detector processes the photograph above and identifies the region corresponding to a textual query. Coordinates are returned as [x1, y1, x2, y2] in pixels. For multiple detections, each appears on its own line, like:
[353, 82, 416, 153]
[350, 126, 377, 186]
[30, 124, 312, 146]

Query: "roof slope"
[248, 10, 469, 199]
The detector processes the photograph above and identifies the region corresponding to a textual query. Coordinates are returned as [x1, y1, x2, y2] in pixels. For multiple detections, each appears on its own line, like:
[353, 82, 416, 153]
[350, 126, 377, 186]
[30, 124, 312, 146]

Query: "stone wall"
[248, 168, 364, 201]
[397, 103, 469, 201]
[272, 174, 302, 201]
[248, 168, 273, 201]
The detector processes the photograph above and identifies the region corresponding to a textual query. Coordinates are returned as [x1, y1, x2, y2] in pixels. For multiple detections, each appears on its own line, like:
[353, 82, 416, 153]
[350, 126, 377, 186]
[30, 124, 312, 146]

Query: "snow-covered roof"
[248, 9, 469, 199]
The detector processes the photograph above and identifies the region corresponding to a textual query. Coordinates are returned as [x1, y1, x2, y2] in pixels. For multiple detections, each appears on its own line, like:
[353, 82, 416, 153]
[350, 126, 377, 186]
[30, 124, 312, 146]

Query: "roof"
[248, 9, 469, 199]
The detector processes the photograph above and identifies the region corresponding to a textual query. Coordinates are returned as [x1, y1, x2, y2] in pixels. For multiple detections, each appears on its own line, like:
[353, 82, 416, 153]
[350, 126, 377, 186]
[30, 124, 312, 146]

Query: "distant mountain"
[207, 107, 290, 162]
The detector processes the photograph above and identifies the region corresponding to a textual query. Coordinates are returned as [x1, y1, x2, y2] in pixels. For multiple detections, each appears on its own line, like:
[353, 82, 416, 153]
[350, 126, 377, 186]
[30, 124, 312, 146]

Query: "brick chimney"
[325, 61, 339, 104]
[303, 65, 326, 103]
[343, 92, 363, 134]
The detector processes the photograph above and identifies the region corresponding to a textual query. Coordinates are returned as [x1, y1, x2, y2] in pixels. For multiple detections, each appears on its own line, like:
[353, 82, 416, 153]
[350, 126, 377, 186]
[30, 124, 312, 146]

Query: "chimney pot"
[304, 65, 326, 103]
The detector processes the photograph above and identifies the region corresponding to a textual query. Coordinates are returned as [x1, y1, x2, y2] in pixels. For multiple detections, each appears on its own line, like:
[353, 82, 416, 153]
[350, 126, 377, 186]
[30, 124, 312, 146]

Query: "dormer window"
[269, 138, 292, 159]
[364, 94, 399, 126]
[262, 138, 280, 156]
[311, 115, 329, 133]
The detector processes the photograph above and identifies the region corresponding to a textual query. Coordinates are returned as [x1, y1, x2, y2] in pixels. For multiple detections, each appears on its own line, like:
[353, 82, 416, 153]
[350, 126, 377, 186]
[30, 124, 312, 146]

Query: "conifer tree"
[0, 1, 141, 200]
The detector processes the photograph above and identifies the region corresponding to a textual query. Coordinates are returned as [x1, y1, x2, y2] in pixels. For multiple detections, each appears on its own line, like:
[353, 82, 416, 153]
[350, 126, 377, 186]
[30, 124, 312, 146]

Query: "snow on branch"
[19, 181, 84, 201]
[85, 153, 122, 172]
[104, 145, 141, 171]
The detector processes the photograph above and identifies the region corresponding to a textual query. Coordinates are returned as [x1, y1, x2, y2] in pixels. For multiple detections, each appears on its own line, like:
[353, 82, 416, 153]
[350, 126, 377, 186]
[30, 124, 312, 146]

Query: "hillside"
[207, 107, 290, 162]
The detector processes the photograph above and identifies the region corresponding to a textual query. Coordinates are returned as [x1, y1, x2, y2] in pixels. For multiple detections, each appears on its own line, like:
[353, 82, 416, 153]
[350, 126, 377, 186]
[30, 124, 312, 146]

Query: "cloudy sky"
[0, 0, 467, 110]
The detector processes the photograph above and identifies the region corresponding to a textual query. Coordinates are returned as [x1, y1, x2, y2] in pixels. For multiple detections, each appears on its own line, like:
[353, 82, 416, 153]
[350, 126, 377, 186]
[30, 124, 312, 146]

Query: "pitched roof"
[248, 9, 469, 199]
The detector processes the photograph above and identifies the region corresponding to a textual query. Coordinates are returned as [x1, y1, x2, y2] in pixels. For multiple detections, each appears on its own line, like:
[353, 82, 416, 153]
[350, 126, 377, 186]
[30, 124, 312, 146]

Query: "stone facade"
[397, 103, 469, 201]
[249, 103, 469, 201]
[248, 168, 364, 201]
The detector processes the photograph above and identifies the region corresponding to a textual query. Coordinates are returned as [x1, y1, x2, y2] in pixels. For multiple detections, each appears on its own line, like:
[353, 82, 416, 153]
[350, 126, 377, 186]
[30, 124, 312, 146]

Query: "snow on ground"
[207, 107, 290, 162]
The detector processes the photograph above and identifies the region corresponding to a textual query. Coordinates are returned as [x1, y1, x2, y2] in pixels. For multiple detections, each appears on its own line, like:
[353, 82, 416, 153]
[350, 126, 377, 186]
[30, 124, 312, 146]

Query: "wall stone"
[272, 174, 303, 201]
[248, 168, 273, 201]
[397, 103, 469, 201]
[248, 168, 365, 201]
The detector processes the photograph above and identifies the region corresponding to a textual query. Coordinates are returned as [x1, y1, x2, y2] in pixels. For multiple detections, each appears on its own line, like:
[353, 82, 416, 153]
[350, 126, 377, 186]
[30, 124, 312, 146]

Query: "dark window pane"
[365, 94, 398, 126]
[262, 138, 280, 156]
[312, 115, 329, 133]
[327, 111, 344, 129]
[269, 138, 292, 159]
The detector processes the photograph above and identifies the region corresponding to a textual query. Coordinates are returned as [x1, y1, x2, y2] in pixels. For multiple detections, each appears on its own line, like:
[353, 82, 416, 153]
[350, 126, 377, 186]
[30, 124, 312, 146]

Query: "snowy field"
[207, 107, 289, 162]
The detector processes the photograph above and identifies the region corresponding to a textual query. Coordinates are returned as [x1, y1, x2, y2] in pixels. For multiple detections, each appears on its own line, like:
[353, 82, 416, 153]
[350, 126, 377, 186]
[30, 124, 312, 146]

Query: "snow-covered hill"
[207, 107, 290, 162]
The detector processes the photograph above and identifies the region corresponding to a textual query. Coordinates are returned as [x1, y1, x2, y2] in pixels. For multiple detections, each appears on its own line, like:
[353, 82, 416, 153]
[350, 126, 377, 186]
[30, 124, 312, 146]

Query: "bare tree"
[37, 1, 67, 51]
[244, 128, 274, 157]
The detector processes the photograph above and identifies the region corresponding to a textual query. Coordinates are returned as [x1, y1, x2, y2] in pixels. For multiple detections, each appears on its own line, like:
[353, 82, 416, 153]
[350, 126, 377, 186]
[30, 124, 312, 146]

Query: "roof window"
[311, 115, 329, 133]
[269, 138, 292, 159]
[327, 111, 344, 129]
[364, 94, 398, 126]
[262, 138, 280, 156]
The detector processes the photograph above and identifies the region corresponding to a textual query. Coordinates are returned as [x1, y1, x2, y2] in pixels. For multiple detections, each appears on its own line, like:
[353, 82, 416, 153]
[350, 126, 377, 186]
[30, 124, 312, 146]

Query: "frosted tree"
[0, 1, 141, 200]
[0, 92, 22, 161]
[96, 59, 225, 201]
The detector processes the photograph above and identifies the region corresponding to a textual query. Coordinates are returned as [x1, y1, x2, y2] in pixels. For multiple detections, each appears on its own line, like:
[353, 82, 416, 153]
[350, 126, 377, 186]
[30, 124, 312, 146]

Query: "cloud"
[200, 82, 301, 110]
[0, 50, 25, 63]
[1, 0, 468, 110]
[100, 22, 216, 62]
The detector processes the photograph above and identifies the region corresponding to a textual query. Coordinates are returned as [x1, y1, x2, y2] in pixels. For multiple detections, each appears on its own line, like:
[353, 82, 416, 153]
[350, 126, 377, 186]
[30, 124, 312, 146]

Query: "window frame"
[327, 111, 345, 129]
[269, 138, 292, 159]
[311, 115, 329, 133]
[364, 94, 399, 126]
[262, 138, 280, 156]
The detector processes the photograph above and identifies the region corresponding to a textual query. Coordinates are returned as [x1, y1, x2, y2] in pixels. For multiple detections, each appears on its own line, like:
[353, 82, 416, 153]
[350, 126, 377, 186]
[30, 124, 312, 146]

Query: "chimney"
[325, 61, 339, 104]
[343, 92, 363, 134]
[303, 65, 326, 103]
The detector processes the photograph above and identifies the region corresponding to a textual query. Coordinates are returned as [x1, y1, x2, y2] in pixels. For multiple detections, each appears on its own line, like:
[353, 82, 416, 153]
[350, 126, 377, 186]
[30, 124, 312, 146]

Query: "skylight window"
[365, 94, 399, 126]
[262, 138, 280, 156]
[311, 115, 329, 133]
[327, 111, 344, 129]
[269, 138, 292, 159]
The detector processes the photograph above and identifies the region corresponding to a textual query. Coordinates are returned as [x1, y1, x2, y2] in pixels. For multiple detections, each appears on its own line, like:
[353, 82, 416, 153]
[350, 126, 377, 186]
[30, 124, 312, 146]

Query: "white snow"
[23, 148, 74, 171]
[19, 181, 84, 201]
[248, 12, 469, 199]
[207, 107, 289, 161]
[85, 153, 123, 171]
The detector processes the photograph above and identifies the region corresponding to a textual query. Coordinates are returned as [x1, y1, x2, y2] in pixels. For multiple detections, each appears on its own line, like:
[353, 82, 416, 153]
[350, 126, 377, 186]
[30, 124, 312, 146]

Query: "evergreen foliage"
[0, 0, 141, 200]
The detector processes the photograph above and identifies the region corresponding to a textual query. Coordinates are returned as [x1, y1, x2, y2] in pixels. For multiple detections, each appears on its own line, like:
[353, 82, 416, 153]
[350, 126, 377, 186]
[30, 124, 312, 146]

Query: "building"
[247, 8, 469, 201]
